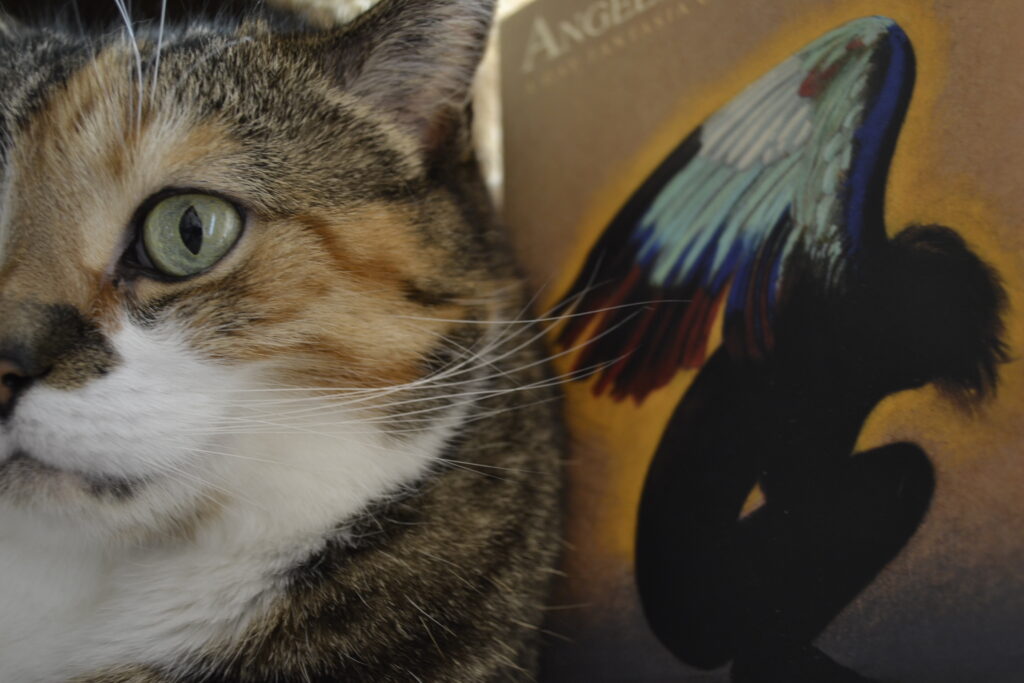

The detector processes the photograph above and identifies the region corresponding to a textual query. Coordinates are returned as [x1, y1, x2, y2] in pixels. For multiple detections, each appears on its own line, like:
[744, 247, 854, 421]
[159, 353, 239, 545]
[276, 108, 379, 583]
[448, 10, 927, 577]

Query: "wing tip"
[806, 16, 912, 60]
[847, 16, 914, 62]
[844, 15, 901, 34]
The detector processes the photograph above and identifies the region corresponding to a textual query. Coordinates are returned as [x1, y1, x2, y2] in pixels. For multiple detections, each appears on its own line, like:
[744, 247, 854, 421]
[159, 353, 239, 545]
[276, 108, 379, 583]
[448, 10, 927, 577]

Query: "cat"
[0, 0, 564, 680]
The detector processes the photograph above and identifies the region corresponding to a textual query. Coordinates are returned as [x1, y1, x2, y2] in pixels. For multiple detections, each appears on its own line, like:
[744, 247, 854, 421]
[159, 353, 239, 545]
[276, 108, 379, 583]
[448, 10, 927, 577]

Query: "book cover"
[500, 1, 1024, 681]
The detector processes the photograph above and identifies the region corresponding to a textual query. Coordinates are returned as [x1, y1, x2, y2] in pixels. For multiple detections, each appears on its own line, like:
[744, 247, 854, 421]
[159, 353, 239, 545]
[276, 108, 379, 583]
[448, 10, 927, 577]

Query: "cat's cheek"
[0, 429, 13, 463]
[5, 323, 239, 480]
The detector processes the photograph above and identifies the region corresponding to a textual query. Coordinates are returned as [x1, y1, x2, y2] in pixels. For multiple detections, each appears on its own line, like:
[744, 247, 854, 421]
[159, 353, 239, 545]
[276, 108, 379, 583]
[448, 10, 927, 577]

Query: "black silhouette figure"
[555, 17, 1008, 683]
[636, 227, 1006, 681]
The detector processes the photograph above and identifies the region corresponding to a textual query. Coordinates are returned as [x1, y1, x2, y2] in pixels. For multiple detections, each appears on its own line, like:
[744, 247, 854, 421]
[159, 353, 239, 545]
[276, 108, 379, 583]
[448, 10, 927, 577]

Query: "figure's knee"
[861, 442, 934, 499]
[853, 442, 935, 530]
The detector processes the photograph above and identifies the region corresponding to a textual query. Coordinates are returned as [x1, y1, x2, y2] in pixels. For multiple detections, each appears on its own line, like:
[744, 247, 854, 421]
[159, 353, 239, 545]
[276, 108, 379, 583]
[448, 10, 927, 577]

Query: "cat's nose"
[0, 359, 35, 417]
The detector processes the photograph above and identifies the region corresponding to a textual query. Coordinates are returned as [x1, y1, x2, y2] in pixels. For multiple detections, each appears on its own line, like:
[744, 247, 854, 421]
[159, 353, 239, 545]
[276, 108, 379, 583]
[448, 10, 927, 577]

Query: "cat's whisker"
[185, 356, 576, 427]
[390, 298, 684, 327]
[174, 441, 540, 481]
[149, 0, 168, 104]
[190, 291, 620, 408]
[341, 289, 629, 396]
[111, 0, 144, 129]
[191, 327, 496, 408]
[181, 320, 621, 426]
[185, 313, 525, 407]
[172, 337, 596, 431]
[240, 360, 588, 424]
[174, 442, 411, 502]
[144, 454, 265, 512]
[370, 306, 634, 404]
[179, 365, 590, 437]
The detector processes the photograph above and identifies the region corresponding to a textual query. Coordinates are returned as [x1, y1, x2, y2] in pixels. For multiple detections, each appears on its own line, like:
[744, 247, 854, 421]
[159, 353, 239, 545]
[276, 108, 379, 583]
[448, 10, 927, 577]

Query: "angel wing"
[556, 16, 915, 402]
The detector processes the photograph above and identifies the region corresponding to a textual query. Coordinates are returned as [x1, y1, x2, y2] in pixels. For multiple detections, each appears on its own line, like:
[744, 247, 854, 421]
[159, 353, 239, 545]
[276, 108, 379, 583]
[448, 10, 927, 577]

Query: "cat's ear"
[322, 0, 495, 154]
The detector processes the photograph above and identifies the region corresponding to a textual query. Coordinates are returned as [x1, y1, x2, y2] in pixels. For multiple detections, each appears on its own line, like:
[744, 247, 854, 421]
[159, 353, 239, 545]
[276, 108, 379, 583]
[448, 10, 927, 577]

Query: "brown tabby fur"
[0, 0, 564, 679]
[80, 375, 562, 682]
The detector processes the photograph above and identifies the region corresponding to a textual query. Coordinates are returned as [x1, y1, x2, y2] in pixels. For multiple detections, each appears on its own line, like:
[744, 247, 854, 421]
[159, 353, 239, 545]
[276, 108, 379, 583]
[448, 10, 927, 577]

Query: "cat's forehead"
[0, 37, 218, 292]
[0, 26, 419, 295]
[0, 24, 415, 189]
[0, 31, 88, 146]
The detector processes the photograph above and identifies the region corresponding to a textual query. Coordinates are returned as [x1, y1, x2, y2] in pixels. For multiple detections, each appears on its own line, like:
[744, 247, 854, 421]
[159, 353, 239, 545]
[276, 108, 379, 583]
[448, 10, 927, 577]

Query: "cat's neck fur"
[0, 398, 465, 681]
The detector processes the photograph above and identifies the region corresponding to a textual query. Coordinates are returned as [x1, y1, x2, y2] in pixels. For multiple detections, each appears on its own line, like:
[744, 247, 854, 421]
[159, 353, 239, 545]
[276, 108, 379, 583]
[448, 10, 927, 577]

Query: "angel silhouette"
[556, 17, 1008, 682]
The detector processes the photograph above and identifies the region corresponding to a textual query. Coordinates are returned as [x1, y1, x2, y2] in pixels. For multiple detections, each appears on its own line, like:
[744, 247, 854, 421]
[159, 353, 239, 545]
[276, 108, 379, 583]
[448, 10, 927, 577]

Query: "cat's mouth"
[0, 450, 140, 500]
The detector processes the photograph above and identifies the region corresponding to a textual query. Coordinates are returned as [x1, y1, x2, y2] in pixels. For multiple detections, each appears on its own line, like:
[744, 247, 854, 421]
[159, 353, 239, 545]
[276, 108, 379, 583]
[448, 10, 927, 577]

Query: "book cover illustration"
[500, 1, 1024, 681]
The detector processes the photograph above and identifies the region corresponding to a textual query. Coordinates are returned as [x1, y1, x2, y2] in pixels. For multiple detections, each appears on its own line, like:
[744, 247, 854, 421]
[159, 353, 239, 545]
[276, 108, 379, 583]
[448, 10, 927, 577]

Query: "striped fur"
[0, 1, 563, 680]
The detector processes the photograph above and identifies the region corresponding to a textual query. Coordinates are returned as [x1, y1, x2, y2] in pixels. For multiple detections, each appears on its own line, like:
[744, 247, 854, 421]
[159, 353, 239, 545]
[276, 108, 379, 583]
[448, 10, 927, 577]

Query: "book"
[500, 1, 1024, 681]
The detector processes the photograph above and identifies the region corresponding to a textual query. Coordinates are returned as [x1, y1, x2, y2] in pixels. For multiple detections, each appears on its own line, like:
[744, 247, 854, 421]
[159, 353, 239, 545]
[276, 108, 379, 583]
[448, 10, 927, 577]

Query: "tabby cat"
[0, 0, 564, 680]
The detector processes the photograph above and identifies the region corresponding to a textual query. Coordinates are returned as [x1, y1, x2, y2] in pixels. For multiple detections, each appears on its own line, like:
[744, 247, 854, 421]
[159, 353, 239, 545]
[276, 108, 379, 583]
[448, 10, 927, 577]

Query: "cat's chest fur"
[0, 422, 456, 681]
[0, 524, 270, 682]
[0, 527, 110, 681]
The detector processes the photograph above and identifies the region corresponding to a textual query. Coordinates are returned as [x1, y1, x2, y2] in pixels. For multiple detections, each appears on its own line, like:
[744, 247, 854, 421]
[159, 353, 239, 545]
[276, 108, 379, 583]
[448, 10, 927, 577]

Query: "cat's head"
[0, 0, 509, 541]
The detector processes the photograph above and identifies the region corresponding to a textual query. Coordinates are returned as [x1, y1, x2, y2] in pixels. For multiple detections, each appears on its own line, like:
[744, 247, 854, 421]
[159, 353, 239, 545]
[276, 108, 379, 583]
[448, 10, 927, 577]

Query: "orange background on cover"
[501, 0, 1024, 680]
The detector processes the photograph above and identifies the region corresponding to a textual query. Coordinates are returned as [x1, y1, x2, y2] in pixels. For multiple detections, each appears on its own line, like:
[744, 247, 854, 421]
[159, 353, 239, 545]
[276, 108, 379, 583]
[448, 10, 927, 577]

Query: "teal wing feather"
[557, 16, 915, 401]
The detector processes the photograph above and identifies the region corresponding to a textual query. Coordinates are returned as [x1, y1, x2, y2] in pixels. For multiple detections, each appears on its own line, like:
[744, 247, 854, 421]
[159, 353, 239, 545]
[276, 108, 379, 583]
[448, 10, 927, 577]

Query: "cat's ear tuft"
[325, 0, 495, 154]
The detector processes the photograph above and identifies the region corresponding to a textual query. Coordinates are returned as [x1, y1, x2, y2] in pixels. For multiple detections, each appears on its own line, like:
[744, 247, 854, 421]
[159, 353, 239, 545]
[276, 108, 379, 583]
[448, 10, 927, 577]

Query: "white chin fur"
[0, 319, 462, 681]
[5, 323, 236, 480]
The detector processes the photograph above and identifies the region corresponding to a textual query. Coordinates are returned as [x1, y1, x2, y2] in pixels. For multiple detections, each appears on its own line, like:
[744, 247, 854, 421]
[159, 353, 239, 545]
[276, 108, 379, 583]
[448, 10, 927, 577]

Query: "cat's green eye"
[141, 194, 243, 278]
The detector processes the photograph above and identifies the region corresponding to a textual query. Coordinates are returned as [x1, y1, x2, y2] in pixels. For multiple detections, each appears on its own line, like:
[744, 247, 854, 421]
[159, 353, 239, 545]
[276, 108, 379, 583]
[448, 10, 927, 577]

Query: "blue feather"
[555, 17, 918, 400]
[844, 22, 914, 252]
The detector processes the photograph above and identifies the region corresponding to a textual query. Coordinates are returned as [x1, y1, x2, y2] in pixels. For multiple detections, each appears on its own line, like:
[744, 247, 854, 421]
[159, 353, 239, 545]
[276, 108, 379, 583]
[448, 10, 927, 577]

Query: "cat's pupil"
[179, 206, 204, 255]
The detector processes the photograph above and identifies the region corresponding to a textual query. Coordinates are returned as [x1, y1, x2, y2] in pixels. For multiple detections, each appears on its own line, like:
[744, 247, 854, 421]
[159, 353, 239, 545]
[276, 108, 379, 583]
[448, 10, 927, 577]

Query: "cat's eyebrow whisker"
[111, 0, 144, 130]
[149, 0, 168, 103]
